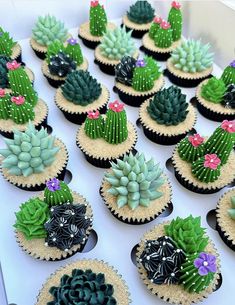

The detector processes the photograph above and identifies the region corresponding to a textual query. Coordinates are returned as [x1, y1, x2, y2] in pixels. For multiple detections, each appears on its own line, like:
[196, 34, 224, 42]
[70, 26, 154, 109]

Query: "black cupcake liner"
[164, 68, 213, 88]
[94, 59, 115, 75]
[31, 47, 46, 60]
[121, 23, 148, 39]
[44, 75, 65, 88]
[140, 45, 171, 61]
[216, 221, 235, 251]
[14, 52, 22, 63]
[78, 34, 100, 49]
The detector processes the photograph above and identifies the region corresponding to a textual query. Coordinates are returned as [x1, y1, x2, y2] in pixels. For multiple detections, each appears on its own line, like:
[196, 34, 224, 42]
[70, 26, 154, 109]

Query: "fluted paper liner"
[79, 21, 116, 42]
[11, 43, 22, 60]
[24, 66, 34, 83]
[36, 259, 131, 305]
[142, 33, 182, 53]
[122, 15, 152, 31]
[136, 222, 221, 305]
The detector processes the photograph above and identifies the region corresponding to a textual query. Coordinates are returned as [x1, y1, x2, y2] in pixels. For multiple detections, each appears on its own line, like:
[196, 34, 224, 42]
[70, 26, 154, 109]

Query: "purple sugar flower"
[46, 178, 61, 192]
[194, 252, 217, 276]
[136, 59, 146, 67]
[230, 60, 235, 68]
[67, 37, 78, 45]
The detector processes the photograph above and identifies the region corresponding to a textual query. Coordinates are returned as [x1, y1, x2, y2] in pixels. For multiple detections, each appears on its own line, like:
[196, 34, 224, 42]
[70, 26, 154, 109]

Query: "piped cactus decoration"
[0, 122, 59, 177]
[222, 84, 235, 109]
[178, 134, 205, 163]
[154, 21, 173, 48]
[44, 178, 73, 207]
[46, 41, 65, 64]
[201, 77, 227, 104]
[132, 58, 154, 91]
[0, 89, 11, 119]
[127, 0, 155, 24]
[192, 154, 221, 183]
[167, 1, 182, 42]
[0, 27, 16, 57]
[221, 60, 235, 86]
[149, 16, 162, 39]
[171, 39, 214, 73]
[144, 56, 161, 80]
[62, 70, 102, 105]
[32, 15, 68, 46]
[84, 110, 104, 139]
[89, 1, 107, 36]
[105, 152, 165, 210]
[48, 52, 76, 77]
[0, 55, 11, 88]
[7, 61, 38, 106]
[115, 56, 137, 86]
[228, 195, 235, 220]
[9, 96, 35, 124]
[64, 38, 83, 66]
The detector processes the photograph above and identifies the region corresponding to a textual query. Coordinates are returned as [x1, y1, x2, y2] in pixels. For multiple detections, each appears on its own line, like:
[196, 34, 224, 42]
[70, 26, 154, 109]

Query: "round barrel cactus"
[127, 0, 155, 24]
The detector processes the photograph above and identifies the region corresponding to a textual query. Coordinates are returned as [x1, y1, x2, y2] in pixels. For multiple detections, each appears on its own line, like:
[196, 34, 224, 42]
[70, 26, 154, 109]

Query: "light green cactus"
[228, 195, 235, 220]
[104, 152, 165, 210]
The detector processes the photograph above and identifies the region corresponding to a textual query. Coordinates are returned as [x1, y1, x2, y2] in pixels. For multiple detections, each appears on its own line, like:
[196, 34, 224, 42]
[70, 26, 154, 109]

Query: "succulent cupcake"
[0, 122, 68, 191]
[114, 56, 164, 106]
[0, 26, 22, 62]
[122, 0, 155, 38]
[78, 1, 116, 49]
[194, 61, 235, 121]
[172, 120, 235, 193]
[54, 70, 109, 124]
[14, 178, 93, 261]
[141, 2, 182, 61]
[0, 60, 48, 138]
[216, 188, 235, 251]
[76, 100, 137, 168]
[94, 26, 138, 75]
[165, 39, 214, 87]
[139, 85, 197, 145]
[136, 215, 221, 304]
[42, 38, 88, 88]
[30, 15, 69, 59]
[36, 259, 131, 304]
[100, 152, 172, 224]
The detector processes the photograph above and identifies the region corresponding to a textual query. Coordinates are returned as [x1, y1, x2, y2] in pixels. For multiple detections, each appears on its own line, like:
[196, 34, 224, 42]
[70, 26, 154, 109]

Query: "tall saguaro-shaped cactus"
[167, 1, 182, 41]
[154, 21, 173, 48]
[89, 1, 107, 36]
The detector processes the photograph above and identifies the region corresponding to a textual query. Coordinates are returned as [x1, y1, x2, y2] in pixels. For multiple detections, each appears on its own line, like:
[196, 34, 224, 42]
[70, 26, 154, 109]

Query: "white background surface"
[0, 2, 235, 305]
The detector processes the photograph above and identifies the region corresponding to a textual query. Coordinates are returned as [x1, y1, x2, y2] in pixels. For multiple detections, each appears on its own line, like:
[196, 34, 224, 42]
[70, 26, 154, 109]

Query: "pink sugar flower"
[6, 60, 21, 70]
[109, 100, 125, 112]
[188, 133, 204, 147]
[204, 154, 221, 170]
[87, 110, 100, 119]
[172, 1, 181, 9]
[160, 21, 171, 30]
[11, 96, 25, 105]
[153, 16, 162, 24]
[221, 120, 235, 133]
[0, 88, 5, 97]
[90, 0, 99, 7]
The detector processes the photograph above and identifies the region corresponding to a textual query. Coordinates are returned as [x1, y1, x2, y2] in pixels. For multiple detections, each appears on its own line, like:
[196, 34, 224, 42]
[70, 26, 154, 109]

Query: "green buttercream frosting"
[164, 215, 208, 255]
[65, 40, 83, 66]
[89, 2, 107, 36]
[0, 55, 10, 88]
[167, 4, 183, 41]
[154, 26, 173, 48]
[46, 41, 65, 64]
[171, 39, 214, 73]
[145, 56, 161, 80]
[149, 21, 160, 39]
[100, 26, 136, 60]
[0, 92, 11, 119]
[14, 197, 49, 240]
[147, 85, 188, 126]
[201, 77, 226, 103]
[48, 269, 117, 305]
[44, 180, 73, 207]
[105, 152, 164, 210]
[9, 97, 35, 124]
[0, 122, 60, 177]
[84, 113, 104, 139]
[221, 62, 235, 86]
[62, 70, 102, 105]
[191, 155, 221, 183]
[0, 27, 16, 57]
[127, 0, 155, 24]
[228, 196, 235, 220]
[178, 136, 205, 163]
[132, 64, 154, 91]
[32, 15, 68, 46]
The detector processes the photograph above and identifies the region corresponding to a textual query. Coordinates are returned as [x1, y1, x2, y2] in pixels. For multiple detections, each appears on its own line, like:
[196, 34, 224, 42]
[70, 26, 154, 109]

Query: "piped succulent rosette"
[0, 27, 21, 61]
[167, 1, 182, 42]
[0, 55, 11, 88]
[223, 84, 235, 109]
[221, 60, 235, 86]
[228, 195, 235, 220]
[201, 77, 227, 104]
[178, 133, 205, 162]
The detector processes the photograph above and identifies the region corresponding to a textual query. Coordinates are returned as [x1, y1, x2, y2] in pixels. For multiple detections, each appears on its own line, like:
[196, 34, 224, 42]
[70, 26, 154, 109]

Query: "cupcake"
[114, 56, 164, 107]
[30, 15, 69, 59]
[42, 38, 88, 88]
[122, 0, 155, 38]
[94, 26, 138, 75]
[0, 26, 22, 62]
[0, 122, 68, 191]
[194, 61, 235, 121]
[0, 60, 48, 138]
[76, 101, 137, 168]
[55, 70, 109, 124]
[14, 178, 93, 261]
[139, 85, 197, 145]
[36, 259, 131, 304]
[136, 215, 221, 304]
[165, 39, 214, 87]
[100, 152, 172, 224]
[216, 188, 235, 251]
[141, 2, 182, 61]
[172, 120, 235, 193]
[78, 1, 116, 49]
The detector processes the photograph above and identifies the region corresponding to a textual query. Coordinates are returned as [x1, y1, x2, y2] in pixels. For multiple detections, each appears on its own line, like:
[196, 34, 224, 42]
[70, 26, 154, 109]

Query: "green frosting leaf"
[127, 0, 155, 24]
[0, 55, 11, 88]
[89, 2, 107, 36]
[167, 5, 182, 41]
[44, 180, 73, 207]
[154, 26, 173, 48]
[201, 77, 227, 103]
[221, 63, 235, 86]
[0, 27, 16, 57]
[14, 197, 49, 240]
[0, 92, 11, 119]
[192, 155, 221, 183]
[228, 196, 235, 220]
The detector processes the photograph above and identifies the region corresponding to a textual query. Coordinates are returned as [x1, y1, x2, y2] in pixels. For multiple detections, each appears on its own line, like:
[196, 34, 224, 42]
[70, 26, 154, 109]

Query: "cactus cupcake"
[122, 0, 155, 38]
[78, 1, 116, 49]
[54, 70, 109, 124]
[94, 26, 138, 75]
[114, 56, 164, 106]
[0, 60, 48, 138]
[171, 120, 235, 193]
[41, 38, 88, 88]
[30, 15, 70, 59]
[0, 26, 22, 62]
[139, 85, 197, 145]
[14, 178, 93, 260]
[165, 39, 214, 87]
[76, 100, 137, 168]
[0, 122, 68, 191]
[100, 152, 172, 224]
[136, 215, 221, 304]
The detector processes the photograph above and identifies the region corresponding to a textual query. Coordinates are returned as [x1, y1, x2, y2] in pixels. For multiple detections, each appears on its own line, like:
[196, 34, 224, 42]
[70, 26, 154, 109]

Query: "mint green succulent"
[105, 153, 165, 210]
[0, 122, 60, 177]
[100, 26, 137, 60]
[32, 15, 68, 46]
[171, 39, 214, 73]
[228, 195, 235, 220]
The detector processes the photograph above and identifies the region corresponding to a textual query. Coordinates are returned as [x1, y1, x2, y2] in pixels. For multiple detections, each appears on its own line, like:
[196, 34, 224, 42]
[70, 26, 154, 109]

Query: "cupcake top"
[32, 15, 68, 47]
[0, 26, 17, 57]
[127, 0, 155, 25]
[89, 1, 108, 36]
[221, 60, 235, 86]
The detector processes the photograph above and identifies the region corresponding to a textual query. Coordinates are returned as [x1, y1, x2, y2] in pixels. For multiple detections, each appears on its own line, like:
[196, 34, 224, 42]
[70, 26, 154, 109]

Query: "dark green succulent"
[0, 55, 11, 88]
[127, 0, 155, 24]
[62, 70, 102, 105]
[48, 51, 76, 77]
[222, 84, 235, 109]
[115, 56, 136, 86]
[147, 86, 189, 126]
